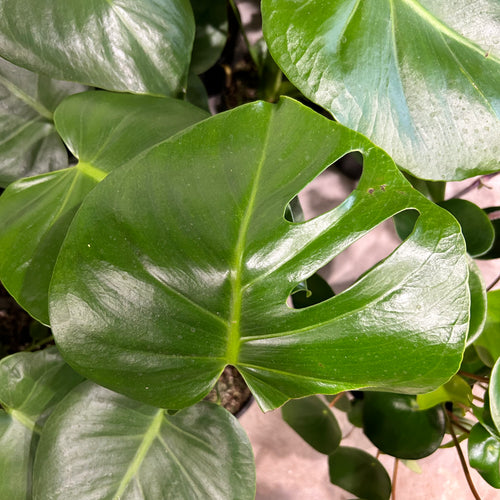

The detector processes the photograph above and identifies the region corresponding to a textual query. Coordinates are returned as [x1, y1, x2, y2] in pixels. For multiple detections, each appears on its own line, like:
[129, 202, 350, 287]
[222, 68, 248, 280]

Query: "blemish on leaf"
[368, 188, 375, 194]
[380, 184, 386, 191]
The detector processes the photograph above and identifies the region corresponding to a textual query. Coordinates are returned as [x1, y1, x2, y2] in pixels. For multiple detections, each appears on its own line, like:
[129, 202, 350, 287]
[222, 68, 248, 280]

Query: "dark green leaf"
[438, 199, 494, 257]
[33, 382, 255, 500]
[282, 395, 341, 455]
[347, 397, 364, 428]
[362, 392, 445, 459]
[474, 290, 500, 367]
[49, 97, 469, 411]
[0, 57, 85, 186]
[0, 348, 84, 500]
[468, 423, 500, 488]
[262, 0, 500, 180]
[190, 0, 228, 75]
[328, 446, 391, 500]
[478, 207, 500, 260]
[0, 91, 209, 324]
[0, 0, 195, 96]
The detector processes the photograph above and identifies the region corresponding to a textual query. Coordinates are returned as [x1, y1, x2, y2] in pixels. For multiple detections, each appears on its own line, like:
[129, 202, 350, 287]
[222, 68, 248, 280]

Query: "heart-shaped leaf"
[0, 57, 85, 187]
[282, 395, 341, 455]
[468, 423, 500, 488]
[0, 348, 84, 500]
[190, 0, 228, 75]
[49, 97, 469, 412]
[0, 91, 209, 324]
[262, 0, 500, 181]
[0, 0, 195, 96]
[328, 446, 391, 500]
[33, 381, 255, 500]
[362, 392, 445, 459]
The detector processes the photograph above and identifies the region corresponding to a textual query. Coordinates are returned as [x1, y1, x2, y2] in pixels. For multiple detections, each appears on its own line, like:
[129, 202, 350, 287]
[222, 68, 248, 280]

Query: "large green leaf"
[262, 0, 500, 181]
[49, 97, 469, 412]
[282, 395, 341, 455]
[0, 91, 209, 324]
[0, 348, 84, 500]
[0, 57, 85, 187]
[0, 0, 195, 96]
[33, 381, 255, 500]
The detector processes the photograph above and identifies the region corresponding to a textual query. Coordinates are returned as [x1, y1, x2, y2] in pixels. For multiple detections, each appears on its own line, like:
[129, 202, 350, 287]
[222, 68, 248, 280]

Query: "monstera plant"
[0, 0, 498, 498]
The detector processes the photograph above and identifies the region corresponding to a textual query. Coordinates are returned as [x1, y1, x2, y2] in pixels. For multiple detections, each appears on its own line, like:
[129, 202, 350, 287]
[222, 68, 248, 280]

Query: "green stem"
[24, 335, 54, 352]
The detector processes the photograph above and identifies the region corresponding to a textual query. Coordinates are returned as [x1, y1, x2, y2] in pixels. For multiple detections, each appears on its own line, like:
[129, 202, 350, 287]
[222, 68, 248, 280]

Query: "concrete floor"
[239, 171, 500, 500]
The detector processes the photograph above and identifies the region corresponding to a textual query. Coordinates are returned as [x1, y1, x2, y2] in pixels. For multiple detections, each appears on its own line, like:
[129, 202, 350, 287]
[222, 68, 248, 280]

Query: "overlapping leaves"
[0, 91, 209, 324]
[262, 0, 500, 180]
[49, 97, 469, 412]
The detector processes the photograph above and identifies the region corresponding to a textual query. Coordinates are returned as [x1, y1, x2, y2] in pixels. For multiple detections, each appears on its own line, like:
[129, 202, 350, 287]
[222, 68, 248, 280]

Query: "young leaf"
[328, 446, 391, 500]
[282, 395, 341, 455]
[0, 57, 85, 187]
[0, 0, 195, 96]
[33, 382, 255, 500]
[468, 423, 500, 488]
[0, 91, 209, 324]
[416, 375, 473, 410]
[49, 97, 470, 412]
[262, 0, 500, 181]
[362, 392, 445, 459]
[0, 348, 84, 500]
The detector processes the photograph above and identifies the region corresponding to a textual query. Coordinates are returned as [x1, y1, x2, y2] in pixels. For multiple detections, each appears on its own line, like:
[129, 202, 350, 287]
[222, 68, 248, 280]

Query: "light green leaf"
[0, 57, 85, 187]
[0, 348, 84, 500]
[0, 0, 195, 96]
[33, 381, 255, 500]
[0, 91, 209, 324]
[416, 375, 473, 410]
[467, 257, 487, 345]
[49, 97, 469, 412]
[475, 290, 500, 367]
[282, 395, 341, 455]
[489, 357, 500, 435]
[328, 446, 391, 500]
[190, 0, 228, 75]
[262, 0, 500, 180]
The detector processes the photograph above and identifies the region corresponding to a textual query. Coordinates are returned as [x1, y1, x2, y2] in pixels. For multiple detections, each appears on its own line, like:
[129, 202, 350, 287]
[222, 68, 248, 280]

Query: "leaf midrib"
[226, 109, 274, 364]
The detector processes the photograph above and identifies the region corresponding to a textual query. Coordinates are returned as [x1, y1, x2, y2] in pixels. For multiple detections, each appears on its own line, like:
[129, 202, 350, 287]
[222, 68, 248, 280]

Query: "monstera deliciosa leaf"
[262, 0, 500, 181]
[0, 0, 195, 96]
[0, 57, 85, 186]
[0, 91, 209, 325]
[49, 97, 469, 412]
[33, 382, 255, 500]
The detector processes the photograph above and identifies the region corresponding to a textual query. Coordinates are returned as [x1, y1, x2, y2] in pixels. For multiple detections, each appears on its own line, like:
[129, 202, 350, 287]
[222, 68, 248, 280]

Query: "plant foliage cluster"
[0, 0, 499, 498]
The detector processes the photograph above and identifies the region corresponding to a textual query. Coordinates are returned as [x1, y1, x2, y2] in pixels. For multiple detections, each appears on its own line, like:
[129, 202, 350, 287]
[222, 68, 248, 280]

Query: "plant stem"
[446, 412, 481, 500]
[23, 335, 54, 352]
[328, 392, 345, 408]
[451, 172, 499, 199]
[459, 370, 489, 383]
[392, 459, 399, 500]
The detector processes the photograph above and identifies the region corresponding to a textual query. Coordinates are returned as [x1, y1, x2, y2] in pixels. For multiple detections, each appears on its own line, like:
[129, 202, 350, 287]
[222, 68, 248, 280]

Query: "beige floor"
[239, 170, 500, 500]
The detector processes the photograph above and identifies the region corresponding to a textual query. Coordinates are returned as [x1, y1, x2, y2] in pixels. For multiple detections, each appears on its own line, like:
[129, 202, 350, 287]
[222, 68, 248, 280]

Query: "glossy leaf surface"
[467, 257, 487, 345]
[0, 0, 194, 96]
[0, 348, 84, 500]
[50, 97, 470, 412]
[328, 446, 391, 500]
[0, 57, 85, 186]
[438, 199, 494, 257]
[0, 91, 209, 324]
[282, 395, 341, 454]
[416, 375, 473, 410]
[489, 357, 500, 435]
[190, 0, 228, 75]
[362, 392, 445, 459]
[468, 423, 500, 488]
[33, 382, 255, 500]
[262, 0, 500, 180]
[475, 290, 500, 367]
